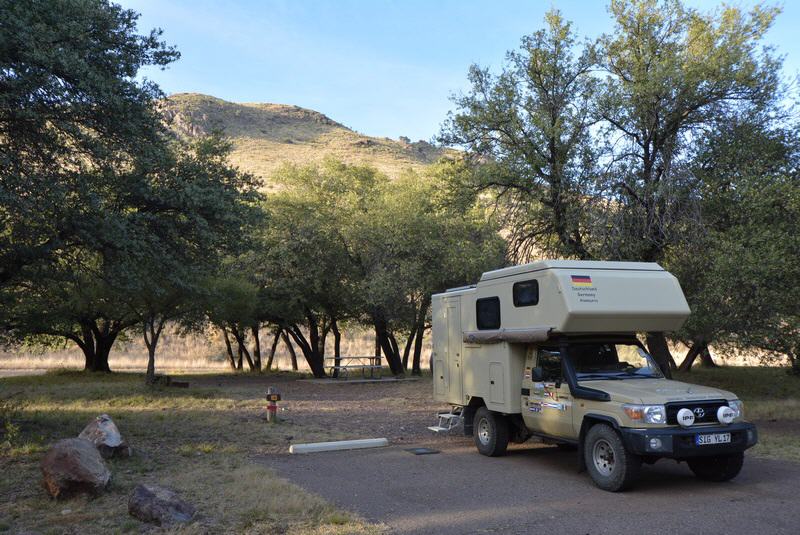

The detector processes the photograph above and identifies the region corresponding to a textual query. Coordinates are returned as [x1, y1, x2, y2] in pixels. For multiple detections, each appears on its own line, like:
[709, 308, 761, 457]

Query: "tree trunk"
[251, 324, 262, 372]
[287, 323, 326, 378]
[231, 325, 255, 372]
[678, 338, 705, 372]
[331, 319, 342, 378]
[402, 330, 415, 370]
[373, 314, 404, 376]
[411, 295, 431, 376]
[280, 331, 299, 371]
[73, 321, 119, 373]
[699, 346, 717, 367]
[375, 327, 381, 358]
[143, 316, 166, 385]
[266, 328, 281, 371]
[221, 327, 236, 370]
[646, 332, 676, 378]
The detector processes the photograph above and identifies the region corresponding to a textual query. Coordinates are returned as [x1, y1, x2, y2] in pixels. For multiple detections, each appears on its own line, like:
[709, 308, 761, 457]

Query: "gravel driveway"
[263, 439, 798, 535]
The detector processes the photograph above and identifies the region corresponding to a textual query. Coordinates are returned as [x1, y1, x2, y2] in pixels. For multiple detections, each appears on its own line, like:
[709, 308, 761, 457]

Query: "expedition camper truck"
[431, 260, 757, 491]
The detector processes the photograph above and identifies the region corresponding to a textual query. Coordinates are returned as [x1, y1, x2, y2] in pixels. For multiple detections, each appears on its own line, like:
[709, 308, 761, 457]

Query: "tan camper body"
[433, 260, 757, 491]
[431, 260, 691, 411]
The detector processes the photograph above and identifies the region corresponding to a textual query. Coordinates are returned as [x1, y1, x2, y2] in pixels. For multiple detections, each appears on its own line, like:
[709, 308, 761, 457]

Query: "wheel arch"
[462, 396, 486, 437]
[578, 413, 622, 472]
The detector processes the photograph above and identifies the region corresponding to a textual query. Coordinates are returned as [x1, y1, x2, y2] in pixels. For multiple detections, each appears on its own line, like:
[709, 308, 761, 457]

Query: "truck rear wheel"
[687, 452, 744, 482]
[473, 407, 509, 457]
[583, 423, 641, 492]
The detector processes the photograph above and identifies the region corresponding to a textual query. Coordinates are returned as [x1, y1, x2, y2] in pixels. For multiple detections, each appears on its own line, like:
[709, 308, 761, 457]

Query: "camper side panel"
[462, 342, 524, 414]
[431, 295, 447, 403]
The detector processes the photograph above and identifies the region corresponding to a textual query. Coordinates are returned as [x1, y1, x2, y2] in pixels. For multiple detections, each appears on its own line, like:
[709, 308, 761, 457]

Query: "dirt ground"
[189, 374, 454, 449]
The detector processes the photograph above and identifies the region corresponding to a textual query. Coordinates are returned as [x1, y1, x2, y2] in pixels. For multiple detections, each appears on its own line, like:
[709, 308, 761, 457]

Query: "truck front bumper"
[620, 422, 757, 459]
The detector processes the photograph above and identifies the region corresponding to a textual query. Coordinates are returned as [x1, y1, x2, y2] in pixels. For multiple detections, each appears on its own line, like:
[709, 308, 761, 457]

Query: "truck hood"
[578, 378, 737, 405]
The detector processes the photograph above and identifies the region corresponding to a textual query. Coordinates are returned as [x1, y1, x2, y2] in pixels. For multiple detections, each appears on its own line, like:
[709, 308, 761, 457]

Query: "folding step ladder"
[427, 407, 462, 433]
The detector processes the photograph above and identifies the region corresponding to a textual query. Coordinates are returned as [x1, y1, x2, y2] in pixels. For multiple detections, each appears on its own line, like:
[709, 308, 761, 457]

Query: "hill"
[161, 93, 446, 183]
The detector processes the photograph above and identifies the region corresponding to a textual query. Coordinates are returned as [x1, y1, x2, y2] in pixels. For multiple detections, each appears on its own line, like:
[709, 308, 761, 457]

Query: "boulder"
[78, 414, 131, 458]
[41, 438, 111, 498]
[128, 484, 196, 526]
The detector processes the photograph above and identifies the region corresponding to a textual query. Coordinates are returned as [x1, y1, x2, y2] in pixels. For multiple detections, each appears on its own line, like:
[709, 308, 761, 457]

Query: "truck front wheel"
[473, 407, 509, 457]
[583, 424, 641, 492]
[687, 453, 744, 482]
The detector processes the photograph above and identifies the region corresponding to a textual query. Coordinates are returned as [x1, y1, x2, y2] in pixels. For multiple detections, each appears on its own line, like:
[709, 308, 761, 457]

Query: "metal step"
[429, 407, 463, 434]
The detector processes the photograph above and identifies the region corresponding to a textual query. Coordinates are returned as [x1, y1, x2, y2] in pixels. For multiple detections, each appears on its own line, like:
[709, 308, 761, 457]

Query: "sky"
[120, 0, 800, 142]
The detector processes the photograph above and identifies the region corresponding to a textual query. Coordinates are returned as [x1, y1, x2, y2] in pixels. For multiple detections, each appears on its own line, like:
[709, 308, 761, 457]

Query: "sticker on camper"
[570, 274, 593, 287]
[541, 401, 566, 411]
[529, 402, 542, 413]
[543, 388, 559, 401]
[524, 367, 532, 380]
[533, 382, 545, 395]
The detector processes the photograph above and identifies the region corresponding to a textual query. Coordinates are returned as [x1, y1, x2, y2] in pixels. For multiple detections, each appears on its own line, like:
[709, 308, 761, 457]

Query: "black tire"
[473, 407, 509, 457]
[687, 452, 744, 482]
[583, 424, 641, 492]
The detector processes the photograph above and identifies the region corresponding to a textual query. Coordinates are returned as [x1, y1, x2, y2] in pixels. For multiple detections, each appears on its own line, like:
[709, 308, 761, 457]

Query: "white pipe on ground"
[289, 438, 389, 454]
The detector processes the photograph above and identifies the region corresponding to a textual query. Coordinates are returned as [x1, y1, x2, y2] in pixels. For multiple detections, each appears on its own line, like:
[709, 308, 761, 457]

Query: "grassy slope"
[161, 93, 446, 185]
[0, 371, 380, 535]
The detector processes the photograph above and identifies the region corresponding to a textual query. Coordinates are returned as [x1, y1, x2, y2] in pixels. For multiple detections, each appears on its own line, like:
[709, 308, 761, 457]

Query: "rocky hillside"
[161, 93, 445, 183]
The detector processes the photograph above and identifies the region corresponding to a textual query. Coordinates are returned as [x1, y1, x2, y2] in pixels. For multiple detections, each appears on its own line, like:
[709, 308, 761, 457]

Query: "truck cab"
[432, 260, 757, 491]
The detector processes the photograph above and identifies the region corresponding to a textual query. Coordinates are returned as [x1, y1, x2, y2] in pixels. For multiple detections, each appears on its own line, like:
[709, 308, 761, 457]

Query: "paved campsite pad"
[263, 440, 799, 535]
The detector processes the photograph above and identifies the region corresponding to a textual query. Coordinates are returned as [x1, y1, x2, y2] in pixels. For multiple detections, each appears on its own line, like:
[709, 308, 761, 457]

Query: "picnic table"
[324, 355, 382, 379]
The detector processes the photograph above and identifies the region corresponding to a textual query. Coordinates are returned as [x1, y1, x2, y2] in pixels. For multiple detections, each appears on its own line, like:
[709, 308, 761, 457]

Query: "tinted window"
[513, 279, 539, 307]
[476, 297, 501, 330]
[537, 348, 562, 381]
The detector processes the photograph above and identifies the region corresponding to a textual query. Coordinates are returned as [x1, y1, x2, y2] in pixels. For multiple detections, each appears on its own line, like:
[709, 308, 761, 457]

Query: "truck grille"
[665, 400, 728, 425]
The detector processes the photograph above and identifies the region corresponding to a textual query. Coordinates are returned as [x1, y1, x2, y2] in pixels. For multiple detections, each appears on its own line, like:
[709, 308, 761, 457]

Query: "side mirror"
[532, 366, 543, 381]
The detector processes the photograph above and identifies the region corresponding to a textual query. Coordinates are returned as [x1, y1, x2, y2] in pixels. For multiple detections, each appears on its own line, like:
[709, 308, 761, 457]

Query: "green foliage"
[596, 0, 782, 260]
[258, 159, 505, 375]
[0, 1, 260, 373]
[443, 0, 798, 366]
[0, 0, 179, 287]
[440, 9, 597, 260]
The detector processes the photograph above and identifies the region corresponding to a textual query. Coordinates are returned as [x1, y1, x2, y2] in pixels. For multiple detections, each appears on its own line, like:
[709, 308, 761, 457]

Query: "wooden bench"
[324, 356, 382, 379]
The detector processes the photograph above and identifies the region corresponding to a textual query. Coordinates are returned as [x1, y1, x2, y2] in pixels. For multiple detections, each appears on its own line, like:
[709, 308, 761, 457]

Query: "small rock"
[41, 438, 111, 498]
[60, 508, 72, 515]
[78, 414, 131, 459]
[128, 484, 196, 526]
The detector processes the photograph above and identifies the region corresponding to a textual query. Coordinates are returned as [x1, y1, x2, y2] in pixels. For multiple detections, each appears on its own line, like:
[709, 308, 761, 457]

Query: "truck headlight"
[623, 404, 666, 424]
[727, 400, 744, 421]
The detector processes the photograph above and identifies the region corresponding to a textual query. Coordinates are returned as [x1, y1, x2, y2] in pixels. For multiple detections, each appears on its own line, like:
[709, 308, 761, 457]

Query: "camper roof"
[479, 260, 664, 282]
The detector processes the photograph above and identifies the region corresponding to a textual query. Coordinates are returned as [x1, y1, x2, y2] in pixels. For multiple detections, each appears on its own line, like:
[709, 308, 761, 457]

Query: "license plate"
[695, 432, 731, 445]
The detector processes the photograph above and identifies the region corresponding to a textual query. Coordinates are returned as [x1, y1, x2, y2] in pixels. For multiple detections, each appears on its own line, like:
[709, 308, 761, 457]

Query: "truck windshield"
[566, 342, 663, 380]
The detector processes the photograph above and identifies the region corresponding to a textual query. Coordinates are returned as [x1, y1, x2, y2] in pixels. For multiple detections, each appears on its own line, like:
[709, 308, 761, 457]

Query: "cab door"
[525, 347, 574, 438]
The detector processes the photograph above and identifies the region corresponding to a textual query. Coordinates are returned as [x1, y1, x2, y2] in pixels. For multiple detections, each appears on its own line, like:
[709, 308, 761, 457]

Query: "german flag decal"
[570, 275, 593, 287]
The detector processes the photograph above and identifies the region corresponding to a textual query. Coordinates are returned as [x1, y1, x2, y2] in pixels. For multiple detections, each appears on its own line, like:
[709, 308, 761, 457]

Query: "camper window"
[476, 297, 501, 330]
[513, 280, 539, 307]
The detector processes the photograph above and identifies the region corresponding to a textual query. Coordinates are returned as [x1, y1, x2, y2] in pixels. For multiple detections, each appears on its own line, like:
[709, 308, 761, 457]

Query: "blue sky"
[121, 0, 800, 141]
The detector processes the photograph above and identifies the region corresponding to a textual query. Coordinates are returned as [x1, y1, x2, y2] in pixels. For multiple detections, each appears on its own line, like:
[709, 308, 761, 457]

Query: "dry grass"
[161, 93, 448, 185]
[0, 371, 383, 534]
[675, 367, 800, 462]
[0, 325, 426, 375]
